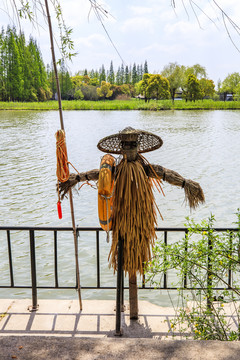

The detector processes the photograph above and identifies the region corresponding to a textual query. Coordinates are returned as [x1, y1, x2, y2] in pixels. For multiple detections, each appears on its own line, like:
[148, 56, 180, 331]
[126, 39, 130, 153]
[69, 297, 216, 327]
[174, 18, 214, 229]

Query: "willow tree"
[161, 63, 186, 102]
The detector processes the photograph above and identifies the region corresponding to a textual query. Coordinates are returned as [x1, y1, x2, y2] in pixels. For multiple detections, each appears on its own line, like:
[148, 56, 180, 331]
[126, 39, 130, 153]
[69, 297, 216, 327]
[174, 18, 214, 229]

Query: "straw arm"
[147, 164, 205, 210]
[58, 169, 99, 199]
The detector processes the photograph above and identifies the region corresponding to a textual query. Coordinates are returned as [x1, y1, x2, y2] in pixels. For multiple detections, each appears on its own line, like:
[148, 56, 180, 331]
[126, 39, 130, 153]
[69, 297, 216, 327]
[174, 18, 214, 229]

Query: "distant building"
[219, 93, 233, 101]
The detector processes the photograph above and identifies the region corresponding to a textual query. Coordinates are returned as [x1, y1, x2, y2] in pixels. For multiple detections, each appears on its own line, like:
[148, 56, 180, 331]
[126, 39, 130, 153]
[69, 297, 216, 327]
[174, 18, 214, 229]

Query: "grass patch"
[1, 99, 240, 111]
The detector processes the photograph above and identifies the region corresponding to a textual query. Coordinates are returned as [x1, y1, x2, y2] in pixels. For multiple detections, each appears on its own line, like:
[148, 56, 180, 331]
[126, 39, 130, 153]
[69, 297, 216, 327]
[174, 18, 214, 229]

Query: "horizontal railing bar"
[0, 285, 232, 291]
[0, 226, 103, 231]
[0, 226, 238, 232]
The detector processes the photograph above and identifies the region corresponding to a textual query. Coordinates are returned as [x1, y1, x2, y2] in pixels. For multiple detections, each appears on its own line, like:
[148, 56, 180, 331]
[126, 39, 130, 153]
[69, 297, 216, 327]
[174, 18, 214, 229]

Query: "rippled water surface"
[0, 110, 240, 305]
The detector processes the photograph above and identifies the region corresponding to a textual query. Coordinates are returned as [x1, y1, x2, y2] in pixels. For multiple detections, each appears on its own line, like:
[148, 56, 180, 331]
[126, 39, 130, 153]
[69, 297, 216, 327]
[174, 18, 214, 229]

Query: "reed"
[1, 99, 240, 111]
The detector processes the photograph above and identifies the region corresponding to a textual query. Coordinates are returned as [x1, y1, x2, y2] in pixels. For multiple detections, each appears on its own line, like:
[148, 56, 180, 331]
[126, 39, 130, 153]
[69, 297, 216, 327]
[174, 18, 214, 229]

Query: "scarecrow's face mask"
[121, 141, 138, 151]
[121, 140, 138, 161]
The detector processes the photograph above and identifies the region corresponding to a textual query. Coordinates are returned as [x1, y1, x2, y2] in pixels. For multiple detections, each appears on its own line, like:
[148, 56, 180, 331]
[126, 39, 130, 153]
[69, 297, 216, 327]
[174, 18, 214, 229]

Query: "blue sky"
[1, 0, 240, 84]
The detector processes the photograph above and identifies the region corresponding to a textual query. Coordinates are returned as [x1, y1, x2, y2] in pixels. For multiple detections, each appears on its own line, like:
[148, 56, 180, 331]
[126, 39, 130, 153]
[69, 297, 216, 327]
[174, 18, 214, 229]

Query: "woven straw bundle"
[108, 157, 159, 275]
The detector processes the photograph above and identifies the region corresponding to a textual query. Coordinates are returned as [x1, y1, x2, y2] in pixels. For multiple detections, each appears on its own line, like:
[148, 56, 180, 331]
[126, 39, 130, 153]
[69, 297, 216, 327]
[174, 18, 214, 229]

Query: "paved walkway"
[0, 299, 177, 339]
[0, 299, 240, 359]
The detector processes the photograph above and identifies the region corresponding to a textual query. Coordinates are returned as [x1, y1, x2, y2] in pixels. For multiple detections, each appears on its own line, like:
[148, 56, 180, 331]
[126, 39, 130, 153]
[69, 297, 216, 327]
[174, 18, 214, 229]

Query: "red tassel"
[57, 201, 62, 219]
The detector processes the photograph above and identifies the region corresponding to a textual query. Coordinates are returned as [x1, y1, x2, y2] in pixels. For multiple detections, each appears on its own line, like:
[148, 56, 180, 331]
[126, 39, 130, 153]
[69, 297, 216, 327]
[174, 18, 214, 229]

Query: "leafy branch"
[145, 210, 240, 340]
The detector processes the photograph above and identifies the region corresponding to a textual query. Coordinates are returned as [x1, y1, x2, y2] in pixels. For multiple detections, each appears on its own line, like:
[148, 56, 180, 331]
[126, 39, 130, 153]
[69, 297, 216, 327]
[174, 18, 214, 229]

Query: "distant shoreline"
[1, 99, 240, 111]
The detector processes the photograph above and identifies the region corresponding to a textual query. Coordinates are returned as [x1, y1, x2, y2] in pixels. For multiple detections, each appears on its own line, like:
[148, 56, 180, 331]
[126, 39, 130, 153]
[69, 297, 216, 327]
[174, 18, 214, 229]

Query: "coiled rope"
[56, 129, 70, 183]
[55, 129, 96, 207]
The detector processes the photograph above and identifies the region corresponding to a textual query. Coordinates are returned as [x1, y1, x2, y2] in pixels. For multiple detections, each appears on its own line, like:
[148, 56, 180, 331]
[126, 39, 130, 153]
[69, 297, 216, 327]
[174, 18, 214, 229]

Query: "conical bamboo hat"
[97, 127, 163, 154]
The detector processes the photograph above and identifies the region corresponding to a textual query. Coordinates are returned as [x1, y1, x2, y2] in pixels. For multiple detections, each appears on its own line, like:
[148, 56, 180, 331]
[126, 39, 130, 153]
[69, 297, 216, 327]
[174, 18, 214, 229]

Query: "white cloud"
[60, 0, 115, 27]
[164, 19, 218, 47]
[121, 17, 154, 34]
[75, 34, 107, 48]
[129, 6, 153, 16]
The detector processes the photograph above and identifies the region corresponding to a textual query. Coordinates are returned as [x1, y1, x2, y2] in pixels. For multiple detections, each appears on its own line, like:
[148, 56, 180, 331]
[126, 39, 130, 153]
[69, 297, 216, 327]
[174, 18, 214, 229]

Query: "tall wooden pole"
[44, 0, 82, 310]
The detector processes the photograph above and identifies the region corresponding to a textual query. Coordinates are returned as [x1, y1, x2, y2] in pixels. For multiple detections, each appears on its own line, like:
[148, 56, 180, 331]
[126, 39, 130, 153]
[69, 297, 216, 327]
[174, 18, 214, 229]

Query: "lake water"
[0, 109, 240, 305]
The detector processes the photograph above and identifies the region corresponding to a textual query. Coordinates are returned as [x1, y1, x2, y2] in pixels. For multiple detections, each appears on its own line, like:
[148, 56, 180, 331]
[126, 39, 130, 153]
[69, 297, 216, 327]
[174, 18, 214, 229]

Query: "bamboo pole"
[44, 0, 82, 310]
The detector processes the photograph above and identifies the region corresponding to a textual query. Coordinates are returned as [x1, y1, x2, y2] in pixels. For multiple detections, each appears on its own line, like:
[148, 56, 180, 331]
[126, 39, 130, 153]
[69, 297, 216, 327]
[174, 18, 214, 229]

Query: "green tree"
[97, 81, 113, 99]
[137, 73, 151, 102]
[71, 75, 83, 89]
[107, 60, 115, 84]
[220, 72, 240, 100]
[18, 32, 33, 101]
[99, 65, 106, 82]
[74, 88, 84, 100]
[131, 63, 138, 85]
[0, 28, 8, 100]
[89, 77, 99, 86]
[234, 83, 240, 100]
[48, 63, 57, 99]
[183, 74, 202, 102]
[144, 60, 148, 74]
[162, 62, 186, 102]
[81, 85, 99, 100]
[146, 74, 170, 100]
[59, 61, 73, 100]
[185, 64, 207, 80]
[199, 78, 215, 99]
[6, 27, 23, 101]
[89, 69, 95, 78]
[111, 84, 132, 99]
[136, 65, 141, 82]
[89, 69, 99, 86]
[124, 65, 130, 84]
[27, 36, 50, 101]
[116, 66, 122, 85]
[139, 64, 143, 79]
[120, 64, 124, 85]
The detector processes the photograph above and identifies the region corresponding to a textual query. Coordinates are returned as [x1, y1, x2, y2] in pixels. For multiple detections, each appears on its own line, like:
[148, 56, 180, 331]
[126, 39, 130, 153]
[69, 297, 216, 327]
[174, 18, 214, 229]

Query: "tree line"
[51, 61, 240, 102]
[47, 60, 149, 101]
[1, 27, 240, 103]
[54, 62, 216, 102]
[0, 27, 51, 102]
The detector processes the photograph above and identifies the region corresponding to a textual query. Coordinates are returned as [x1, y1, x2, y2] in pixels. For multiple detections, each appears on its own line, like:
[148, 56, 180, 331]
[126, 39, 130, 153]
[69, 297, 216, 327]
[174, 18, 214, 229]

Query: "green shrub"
[145, 210, 240, 340]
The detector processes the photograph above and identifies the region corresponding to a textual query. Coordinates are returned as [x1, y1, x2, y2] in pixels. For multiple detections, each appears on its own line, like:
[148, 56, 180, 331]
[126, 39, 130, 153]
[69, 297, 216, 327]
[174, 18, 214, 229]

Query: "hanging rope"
[56, 129, 70, 183]
[55, 129, 96, 217]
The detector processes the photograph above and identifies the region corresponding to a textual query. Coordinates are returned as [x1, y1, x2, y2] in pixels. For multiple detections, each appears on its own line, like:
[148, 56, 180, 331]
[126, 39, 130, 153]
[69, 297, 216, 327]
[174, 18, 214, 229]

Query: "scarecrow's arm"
[147, 164, 205, 210]
[58, 169, 99, 200]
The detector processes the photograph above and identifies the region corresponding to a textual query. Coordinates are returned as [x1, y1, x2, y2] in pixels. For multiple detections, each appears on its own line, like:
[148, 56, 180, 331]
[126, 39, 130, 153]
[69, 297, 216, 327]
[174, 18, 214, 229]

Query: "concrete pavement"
[0, 299, 240, 359]
[0, 299, 178, 339]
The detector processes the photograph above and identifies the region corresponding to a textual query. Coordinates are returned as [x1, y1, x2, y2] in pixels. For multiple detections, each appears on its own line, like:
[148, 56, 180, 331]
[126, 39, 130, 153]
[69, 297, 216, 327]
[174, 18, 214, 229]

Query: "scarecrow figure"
[58, 127, 205, 321]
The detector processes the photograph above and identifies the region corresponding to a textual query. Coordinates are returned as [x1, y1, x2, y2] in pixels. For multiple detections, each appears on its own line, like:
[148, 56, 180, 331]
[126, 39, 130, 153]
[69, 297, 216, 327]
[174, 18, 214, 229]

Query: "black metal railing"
[0, 226, 239, 311]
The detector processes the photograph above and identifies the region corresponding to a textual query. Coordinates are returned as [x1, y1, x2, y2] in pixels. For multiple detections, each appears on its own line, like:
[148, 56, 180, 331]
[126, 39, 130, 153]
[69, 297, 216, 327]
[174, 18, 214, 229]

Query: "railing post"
[228, 232, 233, 289]
[115, 234, 123, 336]
[164, 231, 167, 289]
[96, 230, 100, 288]
[29, 230, 38, 311]
[54, 231, 59, 288]
[184, 230, 188, 288]
[207, 231, 213, 310]
[7, 230, 14, 287]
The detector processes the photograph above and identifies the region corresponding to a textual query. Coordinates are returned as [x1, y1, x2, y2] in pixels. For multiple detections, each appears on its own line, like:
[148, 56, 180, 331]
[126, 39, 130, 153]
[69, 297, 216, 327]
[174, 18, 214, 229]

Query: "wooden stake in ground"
[44, 0, 82, 310]
[58, 127, 205, 319]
